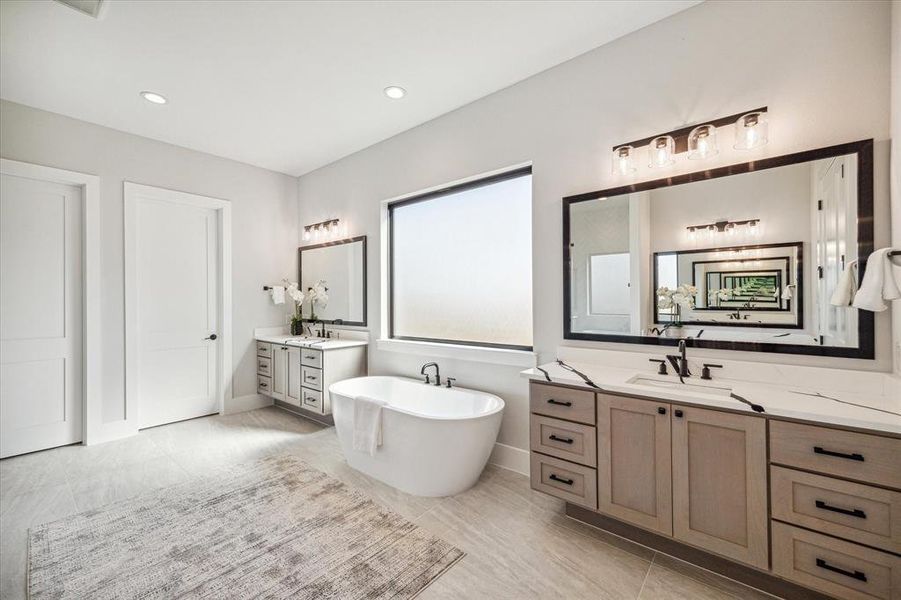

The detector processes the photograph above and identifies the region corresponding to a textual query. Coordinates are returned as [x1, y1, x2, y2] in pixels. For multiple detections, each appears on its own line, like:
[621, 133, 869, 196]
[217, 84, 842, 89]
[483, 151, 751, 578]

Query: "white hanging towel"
[830, 260, 858, 307]
[852, 248, 901, 312]
[353, 395, 388, 456]
[269, 285, 286, 305]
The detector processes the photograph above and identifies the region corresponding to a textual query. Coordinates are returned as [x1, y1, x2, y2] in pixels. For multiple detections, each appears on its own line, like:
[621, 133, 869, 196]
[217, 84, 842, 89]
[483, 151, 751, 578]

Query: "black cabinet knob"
[674, 409, 684, 418]
[657, 407, 666, 415]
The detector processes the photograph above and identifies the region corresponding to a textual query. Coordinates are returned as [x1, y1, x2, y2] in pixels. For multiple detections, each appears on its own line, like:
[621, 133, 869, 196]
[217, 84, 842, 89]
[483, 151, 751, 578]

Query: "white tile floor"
[0, 407, 776, 599]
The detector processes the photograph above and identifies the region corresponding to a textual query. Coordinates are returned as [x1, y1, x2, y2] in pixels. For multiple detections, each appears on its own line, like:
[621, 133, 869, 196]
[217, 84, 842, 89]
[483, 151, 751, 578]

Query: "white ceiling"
[0, 0, 699, 176]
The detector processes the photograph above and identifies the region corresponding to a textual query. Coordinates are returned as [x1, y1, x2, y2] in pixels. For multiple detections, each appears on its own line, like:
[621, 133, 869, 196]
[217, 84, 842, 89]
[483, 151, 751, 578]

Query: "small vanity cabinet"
[529, 380, 901, 598]
[256, 339, 366, 416]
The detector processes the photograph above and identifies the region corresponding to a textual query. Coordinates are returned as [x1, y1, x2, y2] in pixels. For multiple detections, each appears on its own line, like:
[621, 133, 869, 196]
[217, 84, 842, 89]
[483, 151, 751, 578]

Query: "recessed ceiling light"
[383, 86, 406, 100]
[140, 91, 168, 105]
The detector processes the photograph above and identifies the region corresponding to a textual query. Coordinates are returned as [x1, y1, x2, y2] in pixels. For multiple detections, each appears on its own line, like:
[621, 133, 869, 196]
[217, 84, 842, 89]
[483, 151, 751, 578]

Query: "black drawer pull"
[304, 355, 317, 360]
[548, 434, 574, 444]
[814, 446, 864, 462]
[548, 474, 574, 486]
[259, 382, 268, 388]
[815, 500, 866, 519]
[546, 399, 572, 407]
[815, 558, 867, 582]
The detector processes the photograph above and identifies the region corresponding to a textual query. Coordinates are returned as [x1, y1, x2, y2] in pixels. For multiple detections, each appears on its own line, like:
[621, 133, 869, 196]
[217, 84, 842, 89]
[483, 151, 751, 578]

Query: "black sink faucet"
[666, 340, 691, 383]
[420, 362, 441, 386]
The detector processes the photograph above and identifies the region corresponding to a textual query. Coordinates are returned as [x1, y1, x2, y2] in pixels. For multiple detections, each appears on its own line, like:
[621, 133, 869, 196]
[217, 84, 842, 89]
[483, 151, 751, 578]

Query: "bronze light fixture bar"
[687, 218, 760, 234]
[614, 106, 767, 154]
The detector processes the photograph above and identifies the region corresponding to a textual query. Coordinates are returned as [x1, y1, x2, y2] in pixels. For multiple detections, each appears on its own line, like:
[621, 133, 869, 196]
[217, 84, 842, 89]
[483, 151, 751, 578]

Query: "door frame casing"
[0, 158, 101, 447]
[124, 182, 232, 428]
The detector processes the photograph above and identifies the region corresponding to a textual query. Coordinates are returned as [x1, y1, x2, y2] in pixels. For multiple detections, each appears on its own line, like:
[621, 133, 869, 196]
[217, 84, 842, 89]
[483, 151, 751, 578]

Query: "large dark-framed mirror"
[563, 139, 874, 359]
[298, 235, 367, 326]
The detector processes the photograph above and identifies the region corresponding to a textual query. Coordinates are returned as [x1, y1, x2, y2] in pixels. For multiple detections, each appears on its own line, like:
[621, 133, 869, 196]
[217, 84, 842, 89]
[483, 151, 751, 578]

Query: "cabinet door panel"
[597, 394, 672, 536]
[672, 406, 768, 569]
[286, 347, 301, 407]
[271, 345, 287, 402]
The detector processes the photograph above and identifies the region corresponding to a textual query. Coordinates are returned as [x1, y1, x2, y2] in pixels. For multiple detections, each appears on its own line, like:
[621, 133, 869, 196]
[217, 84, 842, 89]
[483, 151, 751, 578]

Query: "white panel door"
[132, 195, 219, 428]
[0, 174, 83, 457]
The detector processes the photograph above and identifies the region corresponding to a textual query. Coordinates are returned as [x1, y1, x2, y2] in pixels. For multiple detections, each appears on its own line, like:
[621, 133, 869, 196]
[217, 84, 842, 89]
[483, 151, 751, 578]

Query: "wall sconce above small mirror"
[565, 139, 874, 359]
[298, 236, 367, 326]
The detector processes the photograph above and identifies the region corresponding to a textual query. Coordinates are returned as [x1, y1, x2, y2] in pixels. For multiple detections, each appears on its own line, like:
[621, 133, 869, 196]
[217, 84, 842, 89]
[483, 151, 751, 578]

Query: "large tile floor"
[0, 407, 776, 599]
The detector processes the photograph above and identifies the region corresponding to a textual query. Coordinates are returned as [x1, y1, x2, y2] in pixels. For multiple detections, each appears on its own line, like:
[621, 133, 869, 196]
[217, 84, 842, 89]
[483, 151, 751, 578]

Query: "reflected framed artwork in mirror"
[298, 235, 367, 326]
[563, 139, 873, 358]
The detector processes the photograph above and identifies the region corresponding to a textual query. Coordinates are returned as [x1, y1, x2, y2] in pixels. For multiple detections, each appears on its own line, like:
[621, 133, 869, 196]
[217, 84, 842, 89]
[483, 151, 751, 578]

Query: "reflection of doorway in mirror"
[588, 253, 631, 330]
[814, 155, 858, 347]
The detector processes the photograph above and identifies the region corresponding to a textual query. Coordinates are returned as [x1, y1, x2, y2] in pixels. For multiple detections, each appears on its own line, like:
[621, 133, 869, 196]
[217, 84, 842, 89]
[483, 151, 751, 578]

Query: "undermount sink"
[626, 376, 734, 397]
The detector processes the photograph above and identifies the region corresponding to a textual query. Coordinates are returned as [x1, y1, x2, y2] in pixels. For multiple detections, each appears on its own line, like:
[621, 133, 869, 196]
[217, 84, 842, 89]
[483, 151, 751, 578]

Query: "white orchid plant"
[282, 279, 329, 334]
[656, 284, 698, 328]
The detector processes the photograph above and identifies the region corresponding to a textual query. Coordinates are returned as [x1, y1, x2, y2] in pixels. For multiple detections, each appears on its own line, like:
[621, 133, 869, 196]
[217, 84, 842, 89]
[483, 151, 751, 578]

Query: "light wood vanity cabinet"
[529, 380, 901, 599]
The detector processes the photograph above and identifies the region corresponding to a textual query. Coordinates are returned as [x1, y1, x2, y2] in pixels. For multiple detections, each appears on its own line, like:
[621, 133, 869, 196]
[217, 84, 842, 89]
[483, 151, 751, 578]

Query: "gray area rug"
[28, 454, 463, 599]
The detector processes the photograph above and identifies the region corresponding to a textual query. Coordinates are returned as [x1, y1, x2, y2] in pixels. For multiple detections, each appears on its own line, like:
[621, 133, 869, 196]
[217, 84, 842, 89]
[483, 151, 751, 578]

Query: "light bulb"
[612, 145, 636, 175]
[734, 111, 768, 150]
[648, 136, 675, 168]
[688, 124, 718, 160]
[303, 228, 311, 241]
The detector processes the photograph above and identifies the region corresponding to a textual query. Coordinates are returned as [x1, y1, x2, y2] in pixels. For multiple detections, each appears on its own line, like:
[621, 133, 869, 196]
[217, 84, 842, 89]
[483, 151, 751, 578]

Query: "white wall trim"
[223, 393, 273, 415]
[0, 159, 103, 446]
[377, 337, 536, 367]
[488, 442, 530, 476]
[124, 182, 233, 431]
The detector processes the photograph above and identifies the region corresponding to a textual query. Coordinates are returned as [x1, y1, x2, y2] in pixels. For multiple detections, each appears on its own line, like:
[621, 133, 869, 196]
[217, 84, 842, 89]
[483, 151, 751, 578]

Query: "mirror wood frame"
[298, 235, 367, 327]
[562, 139, 874, 359]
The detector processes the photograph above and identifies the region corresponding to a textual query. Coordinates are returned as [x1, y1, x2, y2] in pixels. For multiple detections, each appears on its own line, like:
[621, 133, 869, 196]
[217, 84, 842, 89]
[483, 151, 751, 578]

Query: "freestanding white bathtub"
[329, 376, 505, 497]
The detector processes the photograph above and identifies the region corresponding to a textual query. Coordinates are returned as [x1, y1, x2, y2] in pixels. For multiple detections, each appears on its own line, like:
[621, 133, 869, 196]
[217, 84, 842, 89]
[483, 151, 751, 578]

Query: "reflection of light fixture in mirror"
[781, 284, 796, 300]
[304, 218, 341, 241]
[734, 111, 768, 150]
[648, 136, 675, 167]
[687, 218, 761, 235]
[612, 145, 636, 175]
[687, 124, 718, 160]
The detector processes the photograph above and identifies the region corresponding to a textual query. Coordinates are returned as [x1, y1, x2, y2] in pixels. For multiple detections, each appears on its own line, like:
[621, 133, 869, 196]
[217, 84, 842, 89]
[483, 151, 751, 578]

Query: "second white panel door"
[132, 193, 219, 429]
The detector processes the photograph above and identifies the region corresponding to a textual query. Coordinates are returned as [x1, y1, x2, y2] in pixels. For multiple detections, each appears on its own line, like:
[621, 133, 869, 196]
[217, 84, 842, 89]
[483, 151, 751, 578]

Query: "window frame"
[387, 165, 533, 352]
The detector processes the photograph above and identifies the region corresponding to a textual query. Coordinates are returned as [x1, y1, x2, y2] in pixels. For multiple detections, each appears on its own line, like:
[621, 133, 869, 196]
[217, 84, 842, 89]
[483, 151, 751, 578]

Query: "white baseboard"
[224, 393, 273, 415]
[489, 442, 530, 476]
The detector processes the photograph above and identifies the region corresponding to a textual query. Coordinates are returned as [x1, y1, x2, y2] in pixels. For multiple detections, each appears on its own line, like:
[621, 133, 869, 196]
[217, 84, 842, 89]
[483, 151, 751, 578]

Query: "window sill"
[377, 338, 536, 368]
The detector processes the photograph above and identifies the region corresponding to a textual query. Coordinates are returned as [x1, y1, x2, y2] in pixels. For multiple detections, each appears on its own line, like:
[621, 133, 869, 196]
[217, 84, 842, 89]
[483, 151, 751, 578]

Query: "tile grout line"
[634, 551, 656, 599]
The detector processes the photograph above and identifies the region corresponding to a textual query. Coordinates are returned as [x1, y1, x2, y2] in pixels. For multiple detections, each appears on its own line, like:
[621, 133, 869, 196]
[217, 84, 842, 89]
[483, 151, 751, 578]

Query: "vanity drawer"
[529, 382, 595, 425]
[301, 388, 323, 413]
[770, 421, 901, 489]
[772, 521, 901, 600]
[530, 415, 597, 467]
[301, 365, 322, 391]
[530, 453, 597, 510]
[771, 466, 901, 554]
[257, 374, 272, 396]
[256, 341, 271, 358]
[301, 349, 322, 369]
[256, 356, 271, 376]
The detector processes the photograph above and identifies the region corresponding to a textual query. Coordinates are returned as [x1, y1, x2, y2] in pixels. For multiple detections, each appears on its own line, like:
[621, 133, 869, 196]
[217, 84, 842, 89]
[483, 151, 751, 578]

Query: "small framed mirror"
[298, 236, 367, 326]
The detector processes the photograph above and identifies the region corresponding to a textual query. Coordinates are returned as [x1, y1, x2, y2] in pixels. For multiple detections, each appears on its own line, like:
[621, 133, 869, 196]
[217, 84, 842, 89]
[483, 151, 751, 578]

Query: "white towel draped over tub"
[269, 285, 286, 305]
[353, 395, 388, 456]
[852, 248, 901, 312]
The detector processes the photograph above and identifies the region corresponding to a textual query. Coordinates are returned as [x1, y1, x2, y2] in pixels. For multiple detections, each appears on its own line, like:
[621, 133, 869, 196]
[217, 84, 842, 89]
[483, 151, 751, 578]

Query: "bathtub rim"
[329, 375, 505, 422]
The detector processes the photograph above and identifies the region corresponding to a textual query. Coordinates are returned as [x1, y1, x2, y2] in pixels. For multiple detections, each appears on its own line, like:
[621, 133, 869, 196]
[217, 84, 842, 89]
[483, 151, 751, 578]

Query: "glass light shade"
[648, 135, 675, 168]
[734, 111, 768, 150]
[612, 145, 636, 175]
[687, 124, 718, 159]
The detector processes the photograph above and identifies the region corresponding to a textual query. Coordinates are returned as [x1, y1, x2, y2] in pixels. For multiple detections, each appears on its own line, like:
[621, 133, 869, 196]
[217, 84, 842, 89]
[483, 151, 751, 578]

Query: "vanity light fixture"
[303, 218, 341, 241]
[612, 145, 637, 175]
[734, 111, 768, 150]
[687, 124, 718, 160]
[686, 218, 760, 236]
[611, 106, 767, 176]
[648, 136, 675, 168]
[140, 91, 167, 105]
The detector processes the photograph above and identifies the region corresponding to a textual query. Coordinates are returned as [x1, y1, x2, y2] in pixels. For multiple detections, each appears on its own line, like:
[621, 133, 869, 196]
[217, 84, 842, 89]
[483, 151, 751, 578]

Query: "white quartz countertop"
[522, 361, 901, 436]
[256, 334, 367, 351]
